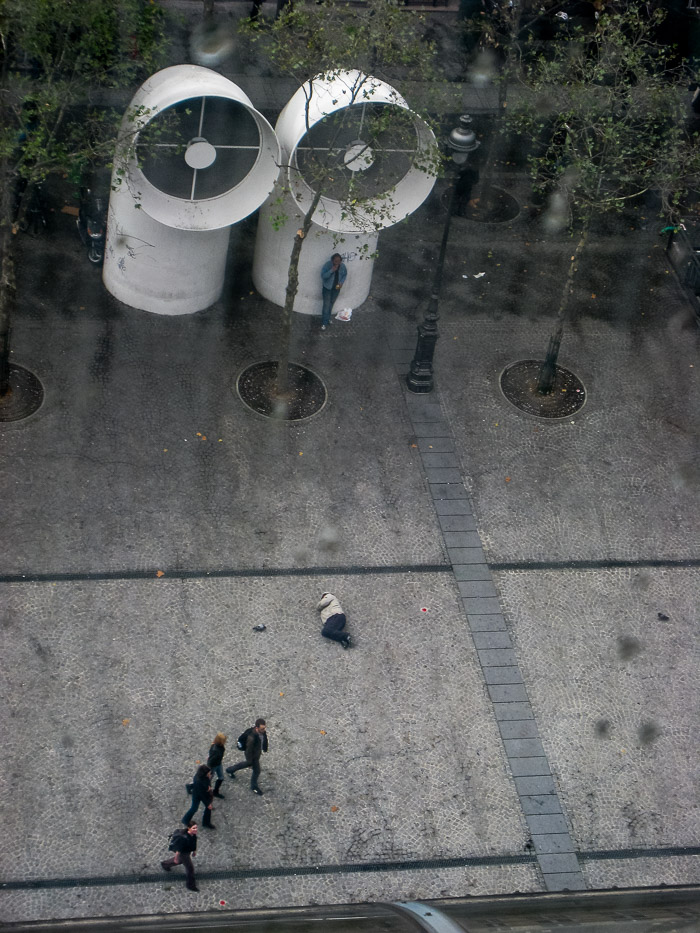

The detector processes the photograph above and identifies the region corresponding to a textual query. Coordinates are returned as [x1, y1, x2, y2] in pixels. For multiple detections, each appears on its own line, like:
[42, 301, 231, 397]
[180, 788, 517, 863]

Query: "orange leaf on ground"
[330, 806, 339, 812]
[156, 570, 165, 578]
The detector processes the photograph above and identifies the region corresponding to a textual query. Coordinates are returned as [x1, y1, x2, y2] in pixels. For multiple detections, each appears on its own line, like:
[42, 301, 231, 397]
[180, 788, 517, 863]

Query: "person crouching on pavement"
[207, 732, 227, 799]
[161, 821, 199, 891]
[318, 592, 351, 649]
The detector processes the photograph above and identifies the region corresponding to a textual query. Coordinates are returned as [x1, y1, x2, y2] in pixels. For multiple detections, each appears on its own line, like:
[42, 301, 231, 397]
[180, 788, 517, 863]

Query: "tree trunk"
[467, 3, 520, 214]
[537, 220, 589, 395]
[275, 188, 323, 395]
[0, 170, 17, 398]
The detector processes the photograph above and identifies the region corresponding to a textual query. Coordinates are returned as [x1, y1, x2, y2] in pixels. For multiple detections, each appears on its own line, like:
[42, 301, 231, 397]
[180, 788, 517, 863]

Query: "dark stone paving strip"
[491, 558, 700, 571]
[3, 846, 699, 892]
[5, 555, 693, 586]
[1, 854, 537, 890]
[0, 563, 453, 585]
[399, 390, 586, 893]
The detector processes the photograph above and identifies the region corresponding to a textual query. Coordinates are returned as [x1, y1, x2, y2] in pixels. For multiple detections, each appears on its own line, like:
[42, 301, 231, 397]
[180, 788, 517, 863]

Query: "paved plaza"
[0, 154, 698, 922]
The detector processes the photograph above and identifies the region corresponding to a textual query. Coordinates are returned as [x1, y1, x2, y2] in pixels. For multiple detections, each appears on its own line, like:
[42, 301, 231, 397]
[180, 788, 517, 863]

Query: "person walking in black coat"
[226, 718, 268, 795]
[207, 732, 227, 799]
[182, 764, 215, 829]
[161, 821, 199, 891]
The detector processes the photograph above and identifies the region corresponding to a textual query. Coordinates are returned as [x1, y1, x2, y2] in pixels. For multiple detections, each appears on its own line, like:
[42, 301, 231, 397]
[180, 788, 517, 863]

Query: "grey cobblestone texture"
[0, 576, 531, 920]
[0, 863, 540, 924]
[494, 568, 700, 853]
[385, 178, 700, 890]
[0, 300, 446, 577]
[581, 856, 700, 888]
[2, 139, 699, 920]
[400, 364, 582, 890]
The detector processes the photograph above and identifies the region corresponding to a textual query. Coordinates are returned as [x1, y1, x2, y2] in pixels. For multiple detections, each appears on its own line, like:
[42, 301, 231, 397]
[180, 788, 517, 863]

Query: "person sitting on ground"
[317, 591, 352, 649]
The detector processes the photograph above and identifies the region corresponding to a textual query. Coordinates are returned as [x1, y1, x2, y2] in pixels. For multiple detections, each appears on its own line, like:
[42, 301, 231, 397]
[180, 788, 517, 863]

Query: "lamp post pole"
[406, 115, 480, 394]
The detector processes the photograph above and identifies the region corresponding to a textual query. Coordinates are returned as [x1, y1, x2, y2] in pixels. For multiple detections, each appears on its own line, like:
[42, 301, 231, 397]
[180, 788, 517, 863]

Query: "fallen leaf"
[299, 451, 303, 456]
[505, 477, 511, 482]
[122, 719, 130, 726]
[156, 570, 165, 578]
[591, 293, 596, 298]
[280, 692, 284, 696]
[330, 806, 339, 812]
[196, 432, 202, 437]
[320, 730, 326, 735]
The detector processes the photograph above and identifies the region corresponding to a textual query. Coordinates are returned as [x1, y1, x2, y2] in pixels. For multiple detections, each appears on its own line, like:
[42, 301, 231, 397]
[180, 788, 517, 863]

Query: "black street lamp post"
[406, 115, 480, 394]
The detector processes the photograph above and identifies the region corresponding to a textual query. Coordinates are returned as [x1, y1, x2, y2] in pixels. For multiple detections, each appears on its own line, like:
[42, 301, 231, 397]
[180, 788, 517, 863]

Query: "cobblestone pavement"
[1, 159, 699, 921]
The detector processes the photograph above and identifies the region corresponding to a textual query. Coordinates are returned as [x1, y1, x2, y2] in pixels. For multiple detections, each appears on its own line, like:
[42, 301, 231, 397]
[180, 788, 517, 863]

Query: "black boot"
[213, 779, 225, 799]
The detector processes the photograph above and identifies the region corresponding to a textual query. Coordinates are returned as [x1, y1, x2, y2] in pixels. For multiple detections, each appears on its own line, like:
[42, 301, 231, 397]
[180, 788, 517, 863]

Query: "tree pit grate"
[0, 364, 44, 422]
[443, 186, 521, 224]
[500, 359, 586, 419]
[236, 361, 327, 421]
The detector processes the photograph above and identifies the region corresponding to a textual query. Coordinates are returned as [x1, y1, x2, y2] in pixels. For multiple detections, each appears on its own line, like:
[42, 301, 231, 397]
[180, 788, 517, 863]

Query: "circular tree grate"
[236, 361, 327, 421]
[0, 364, 44, 422]
[444, 186, 520, 224]
[500, 360, 586, 419]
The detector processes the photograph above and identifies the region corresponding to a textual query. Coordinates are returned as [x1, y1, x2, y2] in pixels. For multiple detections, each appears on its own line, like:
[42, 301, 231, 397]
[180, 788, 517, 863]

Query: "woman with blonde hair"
[207, 732, 228, 799]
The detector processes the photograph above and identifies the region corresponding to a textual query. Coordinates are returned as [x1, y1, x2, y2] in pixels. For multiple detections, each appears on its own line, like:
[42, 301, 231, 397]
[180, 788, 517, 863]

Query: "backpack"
[237, 727, 253, 751]
[168, 829, 184, 852]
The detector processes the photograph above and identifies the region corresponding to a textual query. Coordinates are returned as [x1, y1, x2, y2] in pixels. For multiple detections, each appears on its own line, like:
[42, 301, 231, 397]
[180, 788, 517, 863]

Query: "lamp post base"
[406, 363, 435, 394]
[406, 324, 438, 393]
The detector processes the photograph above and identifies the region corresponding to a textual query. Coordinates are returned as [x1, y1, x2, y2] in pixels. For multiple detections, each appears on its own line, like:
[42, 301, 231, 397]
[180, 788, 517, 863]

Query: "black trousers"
[227, 758, 261, 789]
[162, 852, 196, 888]
[322, 612, 348, 644]
[182, 795, 212, 826]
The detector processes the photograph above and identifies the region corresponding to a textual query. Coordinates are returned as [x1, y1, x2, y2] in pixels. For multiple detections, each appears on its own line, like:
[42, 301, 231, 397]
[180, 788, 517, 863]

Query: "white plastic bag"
[335, 307, 353, 321]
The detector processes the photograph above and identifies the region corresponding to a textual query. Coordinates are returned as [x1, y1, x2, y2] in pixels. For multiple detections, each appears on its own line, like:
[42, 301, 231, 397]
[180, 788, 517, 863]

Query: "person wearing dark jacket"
[207, 732, 227, 799]
[226, 718, 268, 795]
[182, 764, 215, 828]
[162, 821, 199, 891]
